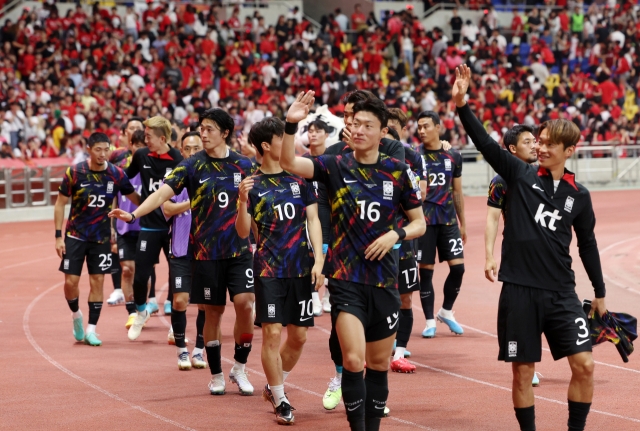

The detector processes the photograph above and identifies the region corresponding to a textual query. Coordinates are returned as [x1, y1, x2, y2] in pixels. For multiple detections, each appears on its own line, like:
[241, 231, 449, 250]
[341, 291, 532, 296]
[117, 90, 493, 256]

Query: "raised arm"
[280, 91, 316, 179]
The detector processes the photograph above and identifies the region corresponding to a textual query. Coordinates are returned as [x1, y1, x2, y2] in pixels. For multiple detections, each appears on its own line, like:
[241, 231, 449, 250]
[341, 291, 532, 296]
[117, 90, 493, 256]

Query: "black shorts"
[191, 253, 254, 305]
[117, 233, 138, 262]
[135, 230, 170, 268]
[59, 237, 112, 276]
[397, 257, 419, 295]
[497, 283, 592, 362]
[416, 224, 464, 264]
[329, 278, 401, 343]
[169, 257, 192, 294]
[255, 276, 314, 327]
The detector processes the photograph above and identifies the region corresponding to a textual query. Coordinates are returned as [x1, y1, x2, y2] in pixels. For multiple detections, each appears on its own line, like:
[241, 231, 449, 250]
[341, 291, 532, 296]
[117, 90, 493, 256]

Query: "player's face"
[344, 103, 354, 129]
[307, 125, 326, 147]
[88, 142, 110, 166]
[181, 136, 203, 158]
[118, 131, 128, 148]
[351, 111, 387, 151]
[131, 140, 145, 155]
[536, 128, 574, 169]
[265, 134, 284, 160]
[417, 117, 440, 145]
[199, 119, 228, 151]
[512, 131, 538, 164]
[145, 127, 166, 153]
[125, 120, 143, 146]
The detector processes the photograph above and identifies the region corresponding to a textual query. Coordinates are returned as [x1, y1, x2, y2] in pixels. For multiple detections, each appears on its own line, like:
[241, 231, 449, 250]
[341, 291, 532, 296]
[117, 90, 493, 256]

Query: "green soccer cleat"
[84, 332, 102, 346]
[323, 376, 342, 410]
[73, 317, 84, 342]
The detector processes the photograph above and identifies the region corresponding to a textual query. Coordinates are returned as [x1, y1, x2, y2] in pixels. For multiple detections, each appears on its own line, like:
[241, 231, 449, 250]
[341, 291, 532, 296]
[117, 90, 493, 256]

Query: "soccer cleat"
[313, 299, 323, 317]
[384, 406, 390, 417]
[146, 301, 159, 315]
[322, 295, 331, 313]
[191, 353, 207, 369]
[422, 326, 436, 338]
[437, 311, 464, 335]
[262, 384, 277, 412]
[125, 313, 136, 329]
[532, 372, 541, 387]
[275, 401, 295, 425]
[390, 357, 416, 373]
[167, 330, 189, 345]
[229, 367, 254, 395]
[84, 332, 102, 346]
[73, 316, 84, 342]
[322, 376, 342, 410]
[404, 349, 411, 358]
[208, 373, 226, 395]
[164, 300, 171, 315]
[177, 352, 192, 370]
[127, 311, 151, 341]
[106, 289, 125, 306]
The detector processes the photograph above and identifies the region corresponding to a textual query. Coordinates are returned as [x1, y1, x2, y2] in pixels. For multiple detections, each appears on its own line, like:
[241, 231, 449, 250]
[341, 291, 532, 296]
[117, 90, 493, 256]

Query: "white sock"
[312, 291, 321, 305]
[86, 324, 96, 334]
[72, 310, 82, 320]
[233, 362, 245, 373]
[426, 319, 436, 328]
[148, 297, 157, 305]
[192, 347, 204, 357]
[270, 384, 289, 406]
[336, 372, 342, 381]
[439, 308, 454, 320]
[177, 347, 188, 355]
[283, 371, 290, 382]
[138, 310, 148, 317]
[393, 347, 406, 361]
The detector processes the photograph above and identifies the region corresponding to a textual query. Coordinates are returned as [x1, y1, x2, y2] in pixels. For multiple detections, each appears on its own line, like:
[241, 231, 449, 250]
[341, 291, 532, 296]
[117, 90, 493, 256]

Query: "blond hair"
[388, 108, 408, 128]
[538, 119, 580, 149]
[143, 116, 172, 142]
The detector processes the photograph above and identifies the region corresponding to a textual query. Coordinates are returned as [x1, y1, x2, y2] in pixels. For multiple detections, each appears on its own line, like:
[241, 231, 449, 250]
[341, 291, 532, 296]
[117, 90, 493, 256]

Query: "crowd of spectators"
[1, 0, 640, 163]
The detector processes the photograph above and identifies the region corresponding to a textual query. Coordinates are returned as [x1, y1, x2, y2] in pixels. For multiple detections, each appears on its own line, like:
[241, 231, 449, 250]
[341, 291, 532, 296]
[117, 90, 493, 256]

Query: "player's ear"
[261, 141, 269, 154]
[380, 126, 388, 139]
[564, 144, 576, 159]
[509, 145, 516, 154]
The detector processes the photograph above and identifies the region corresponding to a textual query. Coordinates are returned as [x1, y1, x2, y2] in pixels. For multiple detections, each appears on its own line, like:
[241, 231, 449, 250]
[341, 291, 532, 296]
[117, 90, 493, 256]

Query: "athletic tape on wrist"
[284, 121, 298, 135]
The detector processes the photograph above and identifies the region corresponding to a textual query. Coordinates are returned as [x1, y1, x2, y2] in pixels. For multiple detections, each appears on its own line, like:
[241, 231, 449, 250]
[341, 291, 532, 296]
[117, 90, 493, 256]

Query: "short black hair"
[503, 124, 536, 148]
[131, 129, 145, 146]
[171, 128, 178, 142]
[386, 126, 400, 141]
[199, 108, 235, 144]
[308, 119, 332, 134]
[352, 98, 389, 128]
[181, 130, 201, 143]
[417, 111, 441, 125]
[248, 117, 284, 156]
[345, 90, 375, 105]
[87, 132, 110, 148]
[126, 116, 145, 127]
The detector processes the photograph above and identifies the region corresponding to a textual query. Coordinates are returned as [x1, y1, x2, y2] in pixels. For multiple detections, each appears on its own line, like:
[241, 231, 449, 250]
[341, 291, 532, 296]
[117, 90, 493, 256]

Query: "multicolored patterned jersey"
[59, 161, 134, 243]
[311, 152, 422, 288]
[116, 173, 142, 236]
[422, 147, 462, 225]
[302, 153, 330, 246]
[487, 174, 508, 220]
[163, 188, 191, 258]
[110, 148, 131, 169]
[248, 171, 317, 278]
[164, 150, 254, 260]
[125, 146, 183, 230]
[399, 147, 427, 260]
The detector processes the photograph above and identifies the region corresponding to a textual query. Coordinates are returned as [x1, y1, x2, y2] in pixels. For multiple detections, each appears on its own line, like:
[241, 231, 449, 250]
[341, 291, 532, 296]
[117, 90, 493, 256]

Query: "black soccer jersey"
[422, 146, 463, 225]
[458, 104, 606, 298]
[126, 146, 183, 229]
[399, 146, 427, 260]
[487, 174, 508, 220]
[310, 152, 422, 288]
[303, 153, 330, 245]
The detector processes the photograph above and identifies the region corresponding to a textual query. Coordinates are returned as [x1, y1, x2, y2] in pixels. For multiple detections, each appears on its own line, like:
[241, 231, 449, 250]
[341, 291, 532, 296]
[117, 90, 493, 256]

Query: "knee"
[234, 297, 255, 315]
[121, 262, 134, 277]
[343, 352, 365, 371]
[400, 294, 412, 309]
[172, 294, 189, 311]
[570, 355, 595, 379]
[262, 325, 282, 344]
[512, 364, 535, 386]
[449, 263, 465, 277]
[288, 330, 307, 348]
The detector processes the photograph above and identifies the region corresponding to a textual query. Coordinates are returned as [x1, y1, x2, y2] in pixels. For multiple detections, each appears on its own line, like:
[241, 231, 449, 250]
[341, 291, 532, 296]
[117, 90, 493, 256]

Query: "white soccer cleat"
[178, 352, 192, 370]
[127, 311, 150, 341]
[313, 298, 323, 316]
[322, 295, 331, 313]
[229, 366, 254, 395]
[191, 352, 207, 369]
[209, 373, 226, 395]
[107, 289, 125, 306]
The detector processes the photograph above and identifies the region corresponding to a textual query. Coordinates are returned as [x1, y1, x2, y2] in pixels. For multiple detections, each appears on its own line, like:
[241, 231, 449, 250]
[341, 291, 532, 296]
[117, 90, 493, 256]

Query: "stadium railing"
[0, 158, 72, 209]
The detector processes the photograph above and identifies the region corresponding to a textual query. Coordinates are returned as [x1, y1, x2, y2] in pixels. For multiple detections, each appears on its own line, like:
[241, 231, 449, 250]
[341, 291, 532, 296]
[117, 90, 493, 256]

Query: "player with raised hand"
[454, 64, 607, 431]
[280, 91, 426, 431]
[236, 117, 324, 425]
[54, 132, 139, 346]
[110, 108, 256, 397]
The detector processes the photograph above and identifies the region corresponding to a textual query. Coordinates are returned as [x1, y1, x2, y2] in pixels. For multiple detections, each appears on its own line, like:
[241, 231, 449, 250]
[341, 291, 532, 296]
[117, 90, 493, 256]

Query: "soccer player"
[122, 116, 183, 340]
[162, 131, 207, 369]
[110, 108, 256, 396]
[415, 111, 467, 338]
[54, 132, 139, 346]
[454, 64, 607, 431]
[236, 118, 325, 424]
[280, 91, 426, 431]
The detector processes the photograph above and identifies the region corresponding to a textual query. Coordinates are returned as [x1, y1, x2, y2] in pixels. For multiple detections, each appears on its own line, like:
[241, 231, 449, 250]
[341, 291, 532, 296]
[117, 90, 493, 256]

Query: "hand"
[365, 231, 399, 261]
[342, 127, 352, 146]
[460, 225, 467, 244]
[55, 237, 65, 259]
[238, 176, 254, 204]
[285, 90, 315, 123]
[453, 64, 471, 107]
[311, 261, 325, 291]
[111, 242, 118, 254]
[108, 209, 133, 222]
[484, 256, 497, 282]
[440, 140, 452, 151]
[590, 297, 607, 318]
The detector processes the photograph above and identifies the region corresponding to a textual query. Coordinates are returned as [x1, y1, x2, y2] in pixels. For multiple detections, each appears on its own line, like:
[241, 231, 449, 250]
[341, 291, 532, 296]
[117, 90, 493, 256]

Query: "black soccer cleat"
[262, 384, 277, 412]
[275, 401, 295, 425]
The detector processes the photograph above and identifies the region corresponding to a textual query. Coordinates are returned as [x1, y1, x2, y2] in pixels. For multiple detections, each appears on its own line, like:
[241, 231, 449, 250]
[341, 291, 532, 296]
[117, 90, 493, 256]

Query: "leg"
[85, 274, 105, 345]
[203, 304, 225, 376]
[324, 294, 344, 410]
[364, 333, 396, 431]
[392, 292, 415, 370]
[512, 362, 536, 431]
[418, 264, 435, 334]
[232, 292, 255, 365]
[280, 324, 308, 374]
[261, 322, 284, 387]
[64, 274, 84, 342]
[64, 274, 81, 303]
[121, 260, 136, 315]
[336, 312, 366, 431]
[437, 259, 464, 335]
[171, 292, 190, 349]
[566, 352, 594, 431]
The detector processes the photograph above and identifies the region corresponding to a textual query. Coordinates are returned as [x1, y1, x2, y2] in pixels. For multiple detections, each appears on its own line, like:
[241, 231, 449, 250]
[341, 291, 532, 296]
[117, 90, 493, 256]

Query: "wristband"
[393, 228, 406, 240]
[322, 244, 328, 255]
[126, 212, 137, 224]
[55, 230, 62, 238]
[284, 121, 298, 135]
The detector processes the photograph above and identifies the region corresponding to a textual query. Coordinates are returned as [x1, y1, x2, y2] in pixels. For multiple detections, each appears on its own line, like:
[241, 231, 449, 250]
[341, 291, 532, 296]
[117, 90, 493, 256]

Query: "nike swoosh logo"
[143, 165, 151, 168]
[258, 191, 271, 197]
[407, 283, 417, 289]
[388, 318, 399, 329]
[532, 184, 544, 191]
[374, 405, 386, 410]
[199, 178, 210, 184]
[576, 339, 590, 345]
[80, 183, 91, 187]
[344, 178, 357, 183]
[246, 284, 253, 289]
[300, 316, 313, 321]
[347, 406, 361, 411]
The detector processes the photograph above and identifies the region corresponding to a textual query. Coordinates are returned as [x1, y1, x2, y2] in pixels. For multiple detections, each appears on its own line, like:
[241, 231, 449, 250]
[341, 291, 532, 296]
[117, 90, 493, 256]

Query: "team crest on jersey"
[204, 288, 211, 300]
[140, 241, 147, 251]
[268, 304, 276, 318]
[383, 181, 394, 200]
[417, 250, 422, 261]
[175, 277, 182, 289]
[564, 196, 575, 213]
[508, 341, 517, 357]
[444, 159, 452, 171]
[234, 173, 242, 187]
[119, 249, 124, 259]
[106, 181, 114, 193]
[290, 182, 301, 196]
[63, 259, 70, 270]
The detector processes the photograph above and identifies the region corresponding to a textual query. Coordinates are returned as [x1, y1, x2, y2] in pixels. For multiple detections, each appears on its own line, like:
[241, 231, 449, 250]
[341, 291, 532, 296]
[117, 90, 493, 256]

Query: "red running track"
[1, 191, 639, 430]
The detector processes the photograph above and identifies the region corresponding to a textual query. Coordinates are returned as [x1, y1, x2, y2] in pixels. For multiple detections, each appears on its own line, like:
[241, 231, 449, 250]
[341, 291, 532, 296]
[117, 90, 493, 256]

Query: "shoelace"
[179, 352, 189, 362]
[193, 353, 204, 361]
[327, 376, 341, 392]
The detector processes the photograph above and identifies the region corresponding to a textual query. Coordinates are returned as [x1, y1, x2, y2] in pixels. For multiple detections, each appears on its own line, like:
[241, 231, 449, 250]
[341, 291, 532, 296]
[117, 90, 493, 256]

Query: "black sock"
[365, 368, 388, 429]
[514, 406, 536, 431]
[195, 309, 205, 349]
[396, 308, 413, 348]
[125, 302, 136, 315]
[148, 267, 156, 299]
[442, 264, 464, 310]
[205, 341, 222, 374]
[342, 369, 366, 431]
[88, 302, 103, 325]
[171, 309, 187, 348]
[111, 252, 121, 290]
[567, 400, 591, 431]
[234, 342, 252, 364]
[67, 297, 79, 313]
[419, 268, 435, 320]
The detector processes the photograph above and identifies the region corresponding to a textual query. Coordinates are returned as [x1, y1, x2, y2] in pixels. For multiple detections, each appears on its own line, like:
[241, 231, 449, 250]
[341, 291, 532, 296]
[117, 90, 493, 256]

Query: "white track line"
[599, 236, 640, 295]
[1, 255, 56, 271]
[0, 242, 49, 253]
[23, 281, 198, 431]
